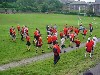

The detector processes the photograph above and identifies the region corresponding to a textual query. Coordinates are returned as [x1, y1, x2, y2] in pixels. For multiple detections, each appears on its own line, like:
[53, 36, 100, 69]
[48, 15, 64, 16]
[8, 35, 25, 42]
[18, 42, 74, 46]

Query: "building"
[93, 2, 100, 16]
[95, 0, 100, 2]
[70, 1, 87, 13]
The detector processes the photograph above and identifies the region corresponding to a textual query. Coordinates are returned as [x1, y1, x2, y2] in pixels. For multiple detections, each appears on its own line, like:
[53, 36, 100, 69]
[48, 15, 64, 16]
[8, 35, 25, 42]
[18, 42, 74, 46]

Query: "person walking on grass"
[89, 24, 93, 36]
[53, 42, 60, 65]
[93, 35, 98, 48]
[47, 33, 52, 49]
[9, 26, 13, 40]
[12, 28, 16, 42]
[83, 28, 87, 39]
[69, 31, 75, 48]
[85, 38, 93, 58]
[74, 37, 81, 51]
[26, 34, 31, 51]
[36, 34, 44, 53]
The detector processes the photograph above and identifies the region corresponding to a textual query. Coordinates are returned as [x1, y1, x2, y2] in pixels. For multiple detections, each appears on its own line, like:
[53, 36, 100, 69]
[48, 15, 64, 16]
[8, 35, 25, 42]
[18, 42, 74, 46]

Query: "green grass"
[0, 43, 100, 75]
[0, 13, 100, 65]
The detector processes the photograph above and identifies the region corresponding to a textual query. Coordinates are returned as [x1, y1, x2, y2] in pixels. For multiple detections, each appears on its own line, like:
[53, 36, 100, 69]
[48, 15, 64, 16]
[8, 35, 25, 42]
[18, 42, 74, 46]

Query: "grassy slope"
[0, 13, 100, 65]
[0, 43, 100, 75]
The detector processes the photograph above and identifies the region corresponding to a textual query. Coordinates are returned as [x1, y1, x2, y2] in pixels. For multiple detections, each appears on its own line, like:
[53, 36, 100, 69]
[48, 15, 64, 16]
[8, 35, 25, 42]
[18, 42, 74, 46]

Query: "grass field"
[0, 13, 100, 75]
[0, 43, 100, 75]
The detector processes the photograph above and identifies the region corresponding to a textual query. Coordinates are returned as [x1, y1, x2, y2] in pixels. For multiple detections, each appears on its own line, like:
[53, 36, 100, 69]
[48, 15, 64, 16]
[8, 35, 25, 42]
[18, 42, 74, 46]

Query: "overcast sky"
[75, 0, 95, 2]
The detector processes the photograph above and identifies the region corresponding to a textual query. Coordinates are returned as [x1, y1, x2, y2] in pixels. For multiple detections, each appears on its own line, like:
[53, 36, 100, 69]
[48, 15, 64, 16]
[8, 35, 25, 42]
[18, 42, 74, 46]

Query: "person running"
[85, 38, 93, 58]
[26, 35, 31, 51]
[17, 24, 20, 35]
[74, 38, 81, 51]
[36, 34, 44, 53]
[47, 33, 52, 49]
[53, 42, 60, 65]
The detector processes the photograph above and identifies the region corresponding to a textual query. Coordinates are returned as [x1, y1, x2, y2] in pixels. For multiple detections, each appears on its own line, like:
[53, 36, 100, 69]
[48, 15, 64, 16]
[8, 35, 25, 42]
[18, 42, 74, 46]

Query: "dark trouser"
[21, 34, 24, 41]
[54, 54, 60, 65]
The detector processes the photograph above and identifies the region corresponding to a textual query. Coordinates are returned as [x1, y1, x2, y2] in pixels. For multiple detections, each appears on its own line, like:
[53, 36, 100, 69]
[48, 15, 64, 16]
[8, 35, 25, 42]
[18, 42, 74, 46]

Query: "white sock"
[90, 53, 92, 58]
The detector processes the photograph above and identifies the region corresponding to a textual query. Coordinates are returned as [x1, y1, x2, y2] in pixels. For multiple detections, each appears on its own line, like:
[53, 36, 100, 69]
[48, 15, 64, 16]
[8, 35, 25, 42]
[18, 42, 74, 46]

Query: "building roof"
[70, 1, 87, 5]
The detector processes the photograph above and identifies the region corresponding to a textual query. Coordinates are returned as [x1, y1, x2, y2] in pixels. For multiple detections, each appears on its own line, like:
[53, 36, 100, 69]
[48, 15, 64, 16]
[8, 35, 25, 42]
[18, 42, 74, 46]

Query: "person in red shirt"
[52, 34, 57, 45]
[53, 42, 60, 65]
[26, 35, 31, 51]
[17, 24, 20, 35]
[12, 28, 16, 42]
[60, 31, 64, 39]
[69, 32, 75, 48]
[63, 26, 68, 40]
[74, 27, 79, 36]
[33, 28, 40, 45]
[83, 28, 87, 39]
[36, 34, 44, 53]
[85, 39, 93, 58]
[47, 34, 52, 49]
[9, 26, 13, 39]
[74, 38, 81, 50]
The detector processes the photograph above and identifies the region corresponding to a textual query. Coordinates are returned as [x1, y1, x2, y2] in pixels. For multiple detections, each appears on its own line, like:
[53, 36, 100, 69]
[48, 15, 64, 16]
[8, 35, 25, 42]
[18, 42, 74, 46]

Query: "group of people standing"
[9, 23, 97, 65]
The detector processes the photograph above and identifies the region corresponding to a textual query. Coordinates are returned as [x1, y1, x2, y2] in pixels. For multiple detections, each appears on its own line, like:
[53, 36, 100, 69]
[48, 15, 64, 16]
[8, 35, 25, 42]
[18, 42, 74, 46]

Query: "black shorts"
[10, 32, 12, 35]
[26, 41, 31, 46]
[36, 41, 42, 47]
[76, 44, 80, 47]
[18, 29, 20, 31]
[70, 38, 74, 42]
[12, 34, 16, 39]
[83, 34, 86, 36]
[53, 41, 56, 45]
[48, 42, 52, 44]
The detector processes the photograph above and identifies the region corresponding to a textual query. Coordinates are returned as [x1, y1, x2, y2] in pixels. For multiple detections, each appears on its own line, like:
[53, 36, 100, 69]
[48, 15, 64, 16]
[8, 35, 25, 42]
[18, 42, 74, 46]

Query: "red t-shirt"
[47, 35, 52, 43]
[53, 44, 60, 54]
[83, 29, 87, 35]
[63, 27, 68, 35]
[86, 42, 92, 52]
[52, 35, 57, 42]
[75, 40, 80, 45]
[60, 32, 63, 37]
[70, 33, 75, 39]
[10, 28, 13, 33]
[74, 29, 79, 35]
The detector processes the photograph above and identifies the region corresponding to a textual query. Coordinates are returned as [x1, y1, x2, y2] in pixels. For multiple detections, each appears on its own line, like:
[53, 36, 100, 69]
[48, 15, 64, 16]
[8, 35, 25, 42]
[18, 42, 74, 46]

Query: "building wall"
[95, 0, 100, 2]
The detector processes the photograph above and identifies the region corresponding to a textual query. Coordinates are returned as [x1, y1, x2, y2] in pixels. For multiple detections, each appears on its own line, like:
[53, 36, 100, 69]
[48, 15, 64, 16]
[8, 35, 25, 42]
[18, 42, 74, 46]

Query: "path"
[0, 38, 100, 71]
[81, 63, 100, 75]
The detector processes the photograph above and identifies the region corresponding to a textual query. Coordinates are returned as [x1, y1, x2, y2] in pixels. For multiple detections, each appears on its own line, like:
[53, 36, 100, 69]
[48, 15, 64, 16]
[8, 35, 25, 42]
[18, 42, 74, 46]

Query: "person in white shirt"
[93, 35, 98, 47]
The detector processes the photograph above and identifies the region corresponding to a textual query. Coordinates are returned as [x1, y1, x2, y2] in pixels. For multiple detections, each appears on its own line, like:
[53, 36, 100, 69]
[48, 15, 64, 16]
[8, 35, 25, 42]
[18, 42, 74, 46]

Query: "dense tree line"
[0, 0, 63, 13]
